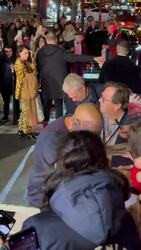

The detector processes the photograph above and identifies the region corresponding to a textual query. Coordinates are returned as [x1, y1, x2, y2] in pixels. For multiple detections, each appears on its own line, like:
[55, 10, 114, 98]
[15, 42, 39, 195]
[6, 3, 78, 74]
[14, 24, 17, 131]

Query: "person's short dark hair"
[16, 45, 29, 57]
[66, 21, 72, 25]
[46, 31, 57, 42]
[104, 82, 131, 110]
[35, 35, 46, 51]
[4, 46, 13, 50]
[117, 40, 130, 53]
[21, 24, 26, 29]
[43, 131, 109, 203]
[108, 169, 130, 201]
[128, 122, 141, 158]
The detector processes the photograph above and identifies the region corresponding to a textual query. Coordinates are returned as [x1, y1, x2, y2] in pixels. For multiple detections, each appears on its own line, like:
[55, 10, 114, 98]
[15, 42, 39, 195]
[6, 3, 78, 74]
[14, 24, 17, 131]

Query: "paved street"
[0, 96, 39, 232]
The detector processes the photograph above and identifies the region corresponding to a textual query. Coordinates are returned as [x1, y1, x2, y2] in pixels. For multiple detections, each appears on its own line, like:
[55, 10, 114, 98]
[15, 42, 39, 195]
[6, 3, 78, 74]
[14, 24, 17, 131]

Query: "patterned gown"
[15, 58, 36, 134]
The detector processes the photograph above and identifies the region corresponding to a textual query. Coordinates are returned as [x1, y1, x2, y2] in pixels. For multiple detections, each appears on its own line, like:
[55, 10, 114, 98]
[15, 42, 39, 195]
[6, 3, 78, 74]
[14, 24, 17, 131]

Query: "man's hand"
[94, 56, 104, 65]
[102, 44, 109, 49]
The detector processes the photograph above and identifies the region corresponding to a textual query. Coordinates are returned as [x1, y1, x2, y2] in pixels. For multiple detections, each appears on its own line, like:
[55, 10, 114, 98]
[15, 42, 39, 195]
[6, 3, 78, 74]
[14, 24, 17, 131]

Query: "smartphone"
[8, 227, 40, 250]
[0, 210, 16, 240]
[17, 30, 22, 37]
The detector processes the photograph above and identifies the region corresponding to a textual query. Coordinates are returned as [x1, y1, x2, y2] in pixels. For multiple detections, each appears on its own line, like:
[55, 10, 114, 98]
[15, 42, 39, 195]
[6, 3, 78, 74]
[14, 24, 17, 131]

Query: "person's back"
[24, 132, 140, 250]
[37, 44, 69, 98]
[22, 207, 140, 250]
[99, 56, 141, 93]
[36, 32, 94, 120]
[99, 40, 141, 94]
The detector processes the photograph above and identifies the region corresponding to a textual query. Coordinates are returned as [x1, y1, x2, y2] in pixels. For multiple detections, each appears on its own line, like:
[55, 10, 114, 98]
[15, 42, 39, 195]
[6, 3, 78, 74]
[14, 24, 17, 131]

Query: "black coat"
[36, 44, 93, 99]
[99, 55, 141, 94]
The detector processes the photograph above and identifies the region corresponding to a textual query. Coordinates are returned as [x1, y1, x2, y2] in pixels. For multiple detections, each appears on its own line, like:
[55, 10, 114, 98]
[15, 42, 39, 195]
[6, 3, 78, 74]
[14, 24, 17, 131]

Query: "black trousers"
[42, 97, 63, 121]
[1, 90, 20, 121]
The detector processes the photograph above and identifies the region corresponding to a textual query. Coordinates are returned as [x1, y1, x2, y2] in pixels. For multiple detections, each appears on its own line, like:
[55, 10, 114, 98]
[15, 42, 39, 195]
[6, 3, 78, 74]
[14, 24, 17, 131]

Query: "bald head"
[116, 40, 130, 56]
[66, 103, 103, 134]
[46, 31, 57, 45]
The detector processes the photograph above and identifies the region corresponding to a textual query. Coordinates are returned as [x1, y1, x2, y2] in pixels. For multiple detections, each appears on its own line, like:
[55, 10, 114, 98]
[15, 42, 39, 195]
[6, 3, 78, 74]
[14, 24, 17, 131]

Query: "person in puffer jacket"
[21, 131, 140, 250]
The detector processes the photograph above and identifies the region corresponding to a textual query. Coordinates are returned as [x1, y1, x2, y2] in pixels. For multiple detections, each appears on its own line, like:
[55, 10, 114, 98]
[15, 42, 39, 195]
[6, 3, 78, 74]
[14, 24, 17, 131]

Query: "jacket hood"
[41, 44, 60, 57]
[49, 171, 125, 247]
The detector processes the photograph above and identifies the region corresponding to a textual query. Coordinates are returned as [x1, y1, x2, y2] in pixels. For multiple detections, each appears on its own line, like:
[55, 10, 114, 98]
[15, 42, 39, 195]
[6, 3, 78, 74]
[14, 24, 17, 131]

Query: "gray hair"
[63, 73, 85, 93]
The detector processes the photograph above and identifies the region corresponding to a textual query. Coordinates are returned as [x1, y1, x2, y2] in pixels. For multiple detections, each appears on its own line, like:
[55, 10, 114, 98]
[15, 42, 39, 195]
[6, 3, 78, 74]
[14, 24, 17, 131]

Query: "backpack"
[22, 72, 38, 100]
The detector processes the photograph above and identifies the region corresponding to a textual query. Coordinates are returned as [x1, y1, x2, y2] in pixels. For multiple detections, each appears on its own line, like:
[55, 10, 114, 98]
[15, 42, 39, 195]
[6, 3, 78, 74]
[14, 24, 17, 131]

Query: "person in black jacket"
[36, 31, 96, 122]
[0, 47, 20, 122]
[99, 40, 141, 94]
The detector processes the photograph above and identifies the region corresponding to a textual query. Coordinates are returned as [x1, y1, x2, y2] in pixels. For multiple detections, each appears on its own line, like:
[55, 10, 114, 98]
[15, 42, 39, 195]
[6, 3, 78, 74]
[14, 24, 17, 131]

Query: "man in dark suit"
[36, 32, 96, 122]
[0, 47, 20, 122]
[99, 40, 141, 94]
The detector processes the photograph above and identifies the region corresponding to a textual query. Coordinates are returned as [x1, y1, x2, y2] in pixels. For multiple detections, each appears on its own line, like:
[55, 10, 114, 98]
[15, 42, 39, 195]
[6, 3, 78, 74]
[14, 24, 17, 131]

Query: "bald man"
[99, 40, 141, 94]
[27, 103, 103, 208]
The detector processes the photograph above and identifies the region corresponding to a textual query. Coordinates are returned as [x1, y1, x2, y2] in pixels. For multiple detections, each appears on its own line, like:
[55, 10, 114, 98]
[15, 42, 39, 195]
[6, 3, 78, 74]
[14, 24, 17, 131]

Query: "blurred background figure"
[0, 46, 20, 123]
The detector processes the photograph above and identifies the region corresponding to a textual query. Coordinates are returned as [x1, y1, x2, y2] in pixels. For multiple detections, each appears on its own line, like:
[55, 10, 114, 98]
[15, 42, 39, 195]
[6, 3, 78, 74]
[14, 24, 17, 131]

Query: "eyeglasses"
[100, 95, 113, 103]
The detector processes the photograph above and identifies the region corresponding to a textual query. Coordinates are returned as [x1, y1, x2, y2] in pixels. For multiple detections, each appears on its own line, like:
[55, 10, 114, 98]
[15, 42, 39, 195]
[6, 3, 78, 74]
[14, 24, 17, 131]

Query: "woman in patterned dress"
[15, 45, 37, 136]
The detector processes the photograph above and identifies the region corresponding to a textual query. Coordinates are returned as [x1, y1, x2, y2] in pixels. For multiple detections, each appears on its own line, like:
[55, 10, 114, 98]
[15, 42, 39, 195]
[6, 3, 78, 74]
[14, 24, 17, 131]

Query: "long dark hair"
[16, 45, 29, 57]
[17, 45, 33, 73]
[35, 35, 46, 51]
[43, 131, 109, 205]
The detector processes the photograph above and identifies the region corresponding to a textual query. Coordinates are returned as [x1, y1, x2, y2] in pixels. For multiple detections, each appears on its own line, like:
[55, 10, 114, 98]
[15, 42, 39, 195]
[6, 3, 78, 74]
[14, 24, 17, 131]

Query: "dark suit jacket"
[99, 55, 141, 94]
[36, 44, 93, 99]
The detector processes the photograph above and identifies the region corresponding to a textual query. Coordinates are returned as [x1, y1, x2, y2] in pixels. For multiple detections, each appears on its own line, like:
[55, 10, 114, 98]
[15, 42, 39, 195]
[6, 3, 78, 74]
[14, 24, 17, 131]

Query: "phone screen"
[0, 210, 16, 240]
[8, 227, 40, 250]
[17, 30, 22, 37]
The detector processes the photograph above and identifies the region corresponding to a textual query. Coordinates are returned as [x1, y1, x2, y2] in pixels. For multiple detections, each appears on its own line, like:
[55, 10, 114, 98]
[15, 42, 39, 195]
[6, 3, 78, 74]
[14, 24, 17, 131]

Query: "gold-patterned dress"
[15, 58, 37, 134]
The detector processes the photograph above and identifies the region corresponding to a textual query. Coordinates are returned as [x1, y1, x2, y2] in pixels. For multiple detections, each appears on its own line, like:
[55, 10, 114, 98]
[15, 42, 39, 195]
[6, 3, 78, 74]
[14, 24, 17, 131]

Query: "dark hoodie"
[50, 171, 125, 247]
[23, 170, 140, 250]
[36, 44, 93, 99]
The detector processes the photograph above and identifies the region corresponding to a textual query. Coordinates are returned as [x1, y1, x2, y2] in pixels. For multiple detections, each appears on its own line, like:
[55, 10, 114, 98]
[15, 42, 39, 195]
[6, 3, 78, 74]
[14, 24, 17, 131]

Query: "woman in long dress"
[15, 45, 37, 136]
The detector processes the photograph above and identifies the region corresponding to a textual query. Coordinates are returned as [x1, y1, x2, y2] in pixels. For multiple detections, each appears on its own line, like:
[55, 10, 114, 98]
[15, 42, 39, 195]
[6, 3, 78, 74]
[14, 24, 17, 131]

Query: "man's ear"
[114, 103, 122, 111]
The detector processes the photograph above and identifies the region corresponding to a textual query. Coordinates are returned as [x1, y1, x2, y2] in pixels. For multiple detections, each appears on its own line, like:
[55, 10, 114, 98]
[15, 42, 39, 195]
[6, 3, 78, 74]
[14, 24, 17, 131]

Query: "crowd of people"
[0, 14, 141, 250]
[0, 0, 30, 11]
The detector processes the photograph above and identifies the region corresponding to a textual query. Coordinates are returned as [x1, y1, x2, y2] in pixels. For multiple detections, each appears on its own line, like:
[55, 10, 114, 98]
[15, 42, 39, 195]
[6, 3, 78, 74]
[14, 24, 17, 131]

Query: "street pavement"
[0, 121, 37, 232]
[0, 97, 43, 232]
[0, 89, 61, 231]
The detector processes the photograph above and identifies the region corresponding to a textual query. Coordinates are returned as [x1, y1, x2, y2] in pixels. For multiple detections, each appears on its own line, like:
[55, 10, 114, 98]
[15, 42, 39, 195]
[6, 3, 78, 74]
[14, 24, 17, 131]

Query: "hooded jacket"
[23, 170, 140, 250]
[36, 44, 93, 99]
[50, 171, 125, 247]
